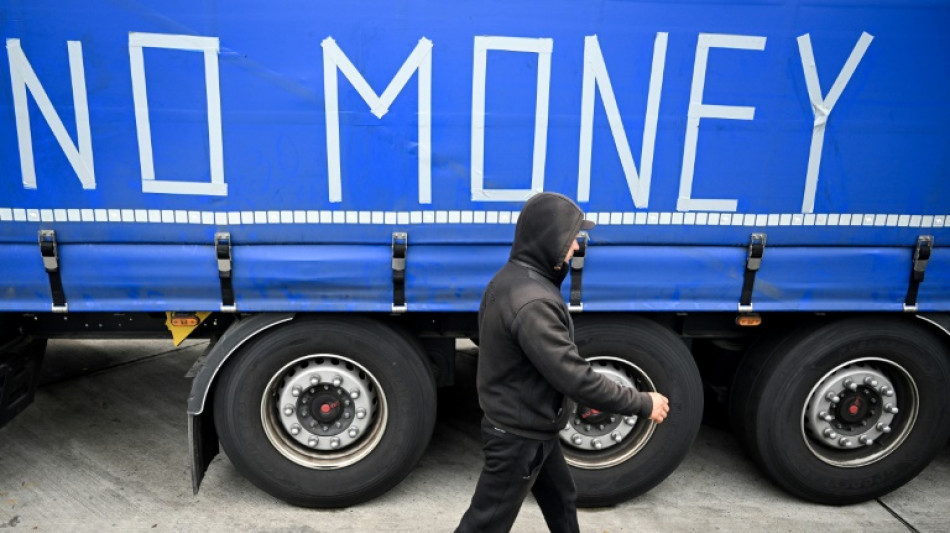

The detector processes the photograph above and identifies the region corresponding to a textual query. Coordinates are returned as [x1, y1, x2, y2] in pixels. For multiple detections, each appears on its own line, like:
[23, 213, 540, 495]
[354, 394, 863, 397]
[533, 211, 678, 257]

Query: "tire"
[212, 316, 437, 507]
[730, 317, 950, 504]
[729, 324, 812, 463]
[693, 338, 745, 430]
[565, 316, 704, 507]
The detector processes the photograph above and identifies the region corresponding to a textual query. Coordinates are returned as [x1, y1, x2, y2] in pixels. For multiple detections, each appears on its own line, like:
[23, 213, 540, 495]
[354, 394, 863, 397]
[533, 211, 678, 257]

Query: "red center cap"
[849, 399, 860, 415]
[321, 404, 331, 414]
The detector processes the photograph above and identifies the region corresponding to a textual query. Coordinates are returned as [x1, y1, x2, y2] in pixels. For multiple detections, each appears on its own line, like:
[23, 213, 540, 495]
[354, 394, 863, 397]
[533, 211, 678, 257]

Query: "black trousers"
[456, 418, 580, 533]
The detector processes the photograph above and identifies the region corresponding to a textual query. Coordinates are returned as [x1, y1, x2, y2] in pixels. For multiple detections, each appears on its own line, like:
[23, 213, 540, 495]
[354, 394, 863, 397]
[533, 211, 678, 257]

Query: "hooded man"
[456, 192, 670, 533]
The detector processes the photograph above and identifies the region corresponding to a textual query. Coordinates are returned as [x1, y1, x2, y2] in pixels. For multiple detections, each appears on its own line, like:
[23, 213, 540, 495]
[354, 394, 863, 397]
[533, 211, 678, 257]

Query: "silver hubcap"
[801, 357, 918, 467]
[560, 357, 656, 469]
[261, 354, 388, 469]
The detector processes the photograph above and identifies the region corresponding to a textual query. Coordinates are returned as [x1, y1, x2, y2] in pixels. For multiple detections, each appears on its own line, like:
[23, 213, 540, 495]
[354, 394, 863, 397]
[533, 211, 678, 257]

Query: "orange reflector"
[171, 316, 199, 327]
[736, 314, 762, 327]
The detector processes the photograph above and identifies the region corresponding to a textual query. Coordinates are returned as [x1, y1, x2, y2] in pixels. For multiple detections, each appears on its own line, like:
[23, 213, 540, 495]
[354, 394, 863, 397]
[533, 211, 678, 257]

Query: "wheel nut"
[839, 438, 853, 447]
[864, 377, 878, 387]
[310, 375, 321, 386]
[356, 408, 366, 420]
[291, 386, 302, 397]
[624, 417, 636, 426]
[823, 428, 838, 440]
[330, 438, 341, 449]
[290, 425, 301, 436]
[881, 386, 894, 397]
[876, 423, 891, 433]
[350, 390, 360, 400]
[332, 376, 343, 387]
[826, 392, 840, 403]
[598, 424, 605, 431]
[348, 427, 359, 438]
[609, 417, 616, 424]
[308, 437, 318, 448]
[592, 439, 603, 450]
[843, 379, 857, 391]
[571, 435, 583, 445]
[283, 405, 295, 417]
[343, 412, 351, 419]
[611, 432, 622, 442]
[819, 411, 833, 422]
[859, 435, 873, 446]
[885, 404, 898, 414]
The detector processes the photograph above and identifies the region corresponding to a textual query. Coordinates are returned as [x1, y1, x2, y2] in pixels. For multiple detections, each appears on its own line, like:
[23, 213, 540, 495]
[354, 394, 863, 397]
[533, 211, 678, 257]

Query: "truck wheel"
[565, 317, 703, 507]
[212, 316, 436, 507]
[730, 318, 950, 504]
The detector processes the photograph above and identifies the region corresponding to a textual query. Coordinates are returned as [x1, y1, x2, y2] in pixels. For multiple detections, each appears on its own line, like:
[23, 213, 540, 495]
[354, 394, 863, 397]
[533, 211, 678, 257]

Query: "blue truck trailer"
[1, 0, 949, 508]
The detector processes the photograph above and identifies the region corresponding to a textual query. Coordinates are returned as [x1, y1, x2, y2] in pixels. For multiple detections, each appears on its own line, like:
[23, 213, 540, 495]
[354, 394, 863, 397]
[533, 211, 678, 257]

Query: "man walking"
[456, 192, 670, 533]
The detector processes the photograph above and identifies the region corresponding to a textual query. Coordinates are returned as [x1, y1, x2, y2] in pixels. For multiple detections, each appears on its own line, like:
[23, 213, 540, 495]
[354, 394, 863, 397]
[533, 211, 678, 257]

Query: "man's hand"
[647, 392, 669, 423]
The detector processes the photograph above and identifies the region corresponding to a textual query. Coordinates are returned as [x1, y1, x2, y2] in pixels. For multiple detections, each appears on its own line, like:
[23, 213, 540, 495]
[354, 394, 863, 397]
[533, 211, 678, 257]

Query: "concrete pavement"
[0, 339, 947, 532]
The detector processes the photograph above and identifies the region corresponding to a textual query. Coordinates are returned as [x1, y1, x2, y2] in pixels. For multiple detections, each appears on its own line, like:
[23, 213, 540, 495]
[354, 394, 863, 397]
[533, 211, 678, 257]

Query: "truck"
[1, 0, 948, 509]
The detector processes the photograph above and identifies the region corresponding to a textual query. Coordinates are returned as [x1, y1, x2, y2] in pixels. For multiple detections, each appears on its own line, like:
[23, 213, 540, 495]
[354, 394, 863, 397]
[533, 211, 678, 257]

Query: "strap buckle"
[38, 230, 67, 313]
[215, 232, 236, 312]
[738, 233, 767, 313]
[746, 233, 766, 272]
[568, 232, 588, 313]
[904, 235, 934, 312]
[39, 230, 59, 272]
[392, 233, 408, 313]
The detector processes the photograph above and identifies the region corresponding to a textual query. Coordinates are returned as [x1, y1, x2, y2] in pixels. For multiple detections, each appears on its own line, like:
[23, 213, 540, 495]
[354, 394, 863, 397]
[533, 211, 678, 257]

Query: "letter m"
[321, 37, 433, 204]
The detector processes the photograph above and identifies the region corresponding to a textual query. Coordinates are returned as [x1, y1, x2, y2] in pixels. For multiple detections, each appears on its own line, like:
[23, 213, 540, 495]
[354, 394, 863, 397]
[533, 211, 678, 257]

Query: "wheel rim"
[559, 356, 657, 470]
[261, 353, 389, 470]
[800, 357, 918, 468]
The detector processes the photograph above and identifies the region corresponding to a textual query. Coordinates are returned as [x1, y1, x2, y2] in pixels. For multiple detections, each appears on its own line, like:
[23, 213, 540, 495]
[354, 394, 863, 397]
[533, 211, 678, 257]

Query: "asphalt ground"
[0, 339, 947, 532]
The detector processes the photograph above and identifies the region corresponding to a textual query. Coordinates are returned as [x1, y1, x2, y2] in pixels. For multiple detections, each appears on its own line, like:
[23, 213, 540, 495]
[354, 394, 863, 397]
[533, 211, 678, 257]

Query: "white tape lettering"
[577, 33, 667, 208]
[471, 36, 553, 202]
[7, 39, 95, 190]
[129, 32, 227, 196]
[678, 34, 766, 212]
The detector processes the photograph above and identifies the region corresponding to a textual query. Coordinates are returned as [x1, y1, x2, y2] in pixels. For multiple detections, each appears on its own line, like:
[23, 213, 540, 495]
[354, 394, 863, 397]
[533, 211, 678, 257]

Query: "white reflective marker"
[797, 32, 873, 213]
[7, 39, 95, 190]
[471, 36, 553, 202]
[129, 32, 227, 196]
[678, 33, 766, 212]
[577, 33, 667, 208]
[322, 37, 433, 204]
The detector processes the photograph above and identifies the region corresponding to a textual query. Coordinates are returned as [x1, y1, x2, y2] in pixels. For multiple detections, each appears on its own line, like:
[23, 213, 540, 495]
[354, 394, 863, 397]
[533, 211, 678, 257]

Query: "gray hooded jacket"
[476, 192, 653, 439]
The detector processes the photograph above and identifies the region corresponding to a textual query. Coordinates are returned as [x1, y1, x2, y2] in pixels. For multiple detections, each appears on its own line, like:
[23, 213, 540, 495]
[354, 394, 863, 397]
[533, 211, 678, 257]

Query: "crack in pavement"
[877, 498, 920, 533]
[38, 341, 209, 389]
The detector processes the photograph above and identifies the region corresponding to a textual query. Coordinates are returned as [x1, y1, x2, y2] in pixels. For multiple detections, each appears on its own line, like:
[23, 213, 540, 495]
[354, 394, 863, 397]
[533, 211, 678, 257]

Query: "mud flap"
[0, 336, 46, 430]
[189, 411, 220, 495]
[186, 312, 295, 494]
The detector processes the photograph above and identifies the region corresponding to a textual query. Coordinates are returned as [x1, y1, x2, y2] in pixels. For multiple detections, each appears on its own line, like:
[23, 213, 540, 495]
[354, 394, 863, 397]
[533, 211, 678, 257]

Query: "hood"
[509, 192, 596, 284]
